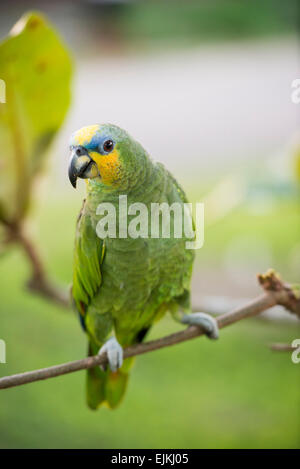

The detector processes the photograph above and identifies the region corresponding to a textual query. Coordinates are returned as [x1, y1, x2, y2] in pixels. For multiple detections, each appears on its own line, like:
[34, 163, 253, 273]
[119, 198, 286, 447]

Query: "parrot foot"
[181, 313, 219, 340]
[98, 337, 123, 372]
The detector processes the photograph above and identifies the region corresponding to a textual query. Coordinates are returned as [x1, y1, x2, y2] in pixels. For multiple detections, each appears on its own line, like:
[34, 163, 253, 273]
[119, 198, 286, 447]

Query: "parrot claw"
[98, 337, 123, 372]
[181, 312, 219, 340]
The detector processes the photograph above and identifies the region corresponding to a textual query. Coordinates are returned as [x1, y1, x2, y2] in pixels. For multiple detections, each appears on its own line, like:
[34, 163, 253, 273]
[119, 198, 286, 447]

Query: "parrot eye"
[102, 139, 114, 153]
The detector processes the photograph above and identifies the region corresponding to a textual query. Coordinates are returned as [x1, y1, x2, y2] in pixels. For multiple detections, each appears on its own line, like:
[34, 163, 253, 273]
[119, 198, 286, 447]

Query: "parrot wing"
[72, 200, 129, 410]
[72, 199, 104, 318]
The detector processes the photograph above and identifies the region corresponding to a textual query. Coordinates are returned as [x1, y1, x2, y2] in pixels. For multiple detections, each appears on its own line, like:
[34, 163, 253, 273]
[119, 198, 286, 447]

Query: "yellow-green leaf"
[0, 11, 72, 222]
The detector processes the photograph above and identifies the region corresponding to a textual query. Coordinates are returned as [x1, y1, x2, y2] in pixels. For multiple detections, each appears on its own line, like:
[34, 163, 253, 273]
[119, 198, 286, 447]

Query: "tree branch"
[3, 221, 69, 308]
[0, 270, 298, 391]
[270, 343, 297, 352]
[257, 270, 300, 319]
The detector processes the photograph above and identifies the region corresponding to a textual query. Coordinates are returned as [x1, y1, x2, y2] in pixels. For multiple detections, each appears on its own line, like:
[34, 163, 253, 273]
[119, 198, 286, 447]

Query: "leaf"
[0, 11, 72, 222]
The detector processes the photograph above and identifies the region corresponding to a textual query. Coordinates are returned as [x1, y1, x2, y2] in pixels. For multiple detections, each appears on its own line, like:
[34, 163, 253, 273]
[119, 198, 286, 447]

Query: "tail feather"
[86, 342, 132, 410]
[86, 364, 106, 410]
[105, 370, 129, 409]
[86, 327, 150, 410]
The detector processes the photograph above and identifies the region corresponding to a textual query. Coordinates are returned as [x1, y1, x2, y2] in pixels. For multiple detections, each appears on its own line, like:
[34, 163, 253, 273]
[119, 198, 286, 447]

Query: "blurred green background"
[0, 0, 299, 449]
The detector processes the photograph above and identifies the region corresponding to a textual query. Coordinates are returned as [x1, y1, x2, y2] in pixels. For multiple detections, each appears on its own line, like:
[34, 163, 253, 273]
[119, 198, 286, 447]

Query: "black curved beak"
[68, 147, 99, 188]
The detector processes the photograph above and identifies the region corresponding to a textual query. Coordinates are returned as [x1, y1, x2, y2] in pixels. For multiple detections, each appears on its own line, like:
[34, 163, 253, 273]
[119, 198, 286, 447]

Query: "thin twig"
[270, 343, 297, 352]
[0, 270, 298, 390]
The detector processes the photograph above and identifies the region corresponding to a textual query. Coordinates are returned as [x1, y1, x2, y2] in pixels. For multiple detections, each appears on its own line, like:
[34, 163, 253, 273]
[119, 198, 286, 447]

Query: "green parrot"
[68, 123, 218, 410]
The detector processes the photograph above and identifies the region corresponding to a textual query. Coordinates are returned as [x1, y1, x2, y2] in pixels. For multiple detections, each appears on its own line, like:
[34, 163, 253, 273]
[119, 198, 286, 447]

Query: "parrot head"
[68, 124, 146, 189]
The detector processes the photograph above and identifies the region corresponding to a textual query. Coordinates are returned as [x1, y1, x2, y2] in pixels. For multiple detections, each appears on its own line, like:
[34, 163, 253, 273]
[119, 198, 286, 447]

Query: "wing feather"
[72, 199, 104, 315]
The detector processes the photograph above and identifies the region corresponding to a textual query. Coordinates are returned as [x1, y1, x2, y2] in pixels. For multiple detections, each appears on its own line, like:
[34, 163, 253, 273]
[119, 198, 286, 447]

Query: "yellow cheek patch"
[73, 125, 99, 146]
[89, 150, 122, 185]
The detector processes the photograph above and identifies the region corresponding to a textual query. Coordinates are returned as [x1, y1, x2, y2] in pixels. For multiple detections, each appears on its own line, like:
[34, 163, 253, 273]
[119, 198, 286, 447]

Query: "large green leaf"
[0, 11, 72, 222]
